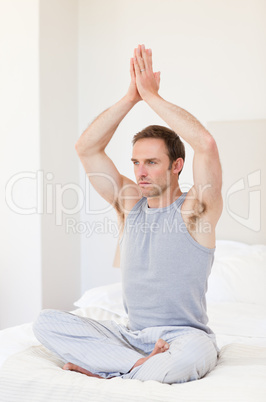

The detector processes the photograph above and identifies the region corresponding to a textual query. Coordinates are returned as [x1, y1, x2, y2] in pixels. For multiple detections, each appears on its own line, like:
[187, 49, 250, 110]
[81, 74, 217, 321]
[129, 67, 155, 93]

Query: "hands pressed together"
[127, 44, 161, 103]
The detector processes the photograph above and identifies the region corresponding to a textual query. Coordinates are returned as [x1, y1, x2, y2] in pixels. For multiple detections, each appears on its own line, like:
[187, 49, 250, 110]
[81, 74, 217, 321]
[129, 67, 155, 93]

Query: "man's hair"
[132, 125, 185, 175]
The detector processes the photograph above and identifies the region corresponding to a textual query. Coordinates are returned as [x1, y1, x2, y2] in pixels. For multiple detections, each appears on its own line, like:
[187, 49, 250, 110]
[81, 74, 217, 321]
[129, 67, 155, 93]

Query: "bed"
[0, 240, 266, 402]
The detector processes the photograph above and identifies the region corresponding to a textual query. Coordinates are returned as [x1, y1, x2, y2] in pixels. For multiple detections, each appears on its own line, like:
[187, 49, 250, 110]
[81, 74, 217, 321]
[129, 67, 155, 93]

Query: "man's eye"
[133, 161, 139, 165]
[149, 161, 156, 164]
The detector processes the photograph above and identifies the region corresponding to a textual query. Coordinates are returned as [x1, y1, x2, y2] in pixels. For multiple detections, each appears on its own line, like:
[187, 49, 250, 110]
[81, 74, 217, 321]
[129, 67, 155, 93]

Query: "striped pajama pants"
[33, 309, 219, 384]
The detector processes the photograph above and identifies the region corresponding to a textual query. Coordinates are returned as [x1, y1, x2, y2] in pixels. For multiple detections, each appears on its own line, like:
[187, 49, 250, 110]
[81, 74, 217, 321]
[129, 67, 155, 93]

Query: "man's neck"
[147, 188, 183, 208]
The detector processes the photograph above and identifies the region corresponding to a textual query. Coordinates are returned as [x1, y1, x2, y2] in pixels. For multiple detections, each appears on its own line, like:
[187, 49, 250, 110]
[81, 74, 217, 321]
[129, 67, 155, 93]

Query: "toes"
[63, 363, 74, 371]
[156, 338, 164, 348]
[163, 343, 169, 351]
[156, 339, 169, 351]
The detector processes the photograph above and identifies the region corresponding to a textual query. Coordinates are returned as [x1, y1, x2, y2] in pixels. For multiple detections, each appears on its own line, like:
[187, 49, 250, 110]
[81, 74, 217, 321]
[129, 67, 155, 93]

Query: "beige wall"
[207, 119, 266, 245]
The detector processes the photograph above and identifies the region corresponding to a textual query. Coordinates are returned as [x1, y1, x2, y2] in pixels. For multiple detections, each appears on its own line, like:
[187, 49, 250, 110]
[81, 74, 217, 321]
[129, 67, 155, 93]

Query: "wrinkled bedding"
[0, 305, 266, 402]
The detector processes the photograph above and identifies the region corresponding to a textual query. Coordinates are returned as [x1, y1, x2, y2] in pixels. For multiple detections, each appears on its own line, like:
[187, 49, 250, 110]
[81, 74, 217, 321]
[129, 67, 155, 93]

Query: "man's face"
[131, 138, 175, 198]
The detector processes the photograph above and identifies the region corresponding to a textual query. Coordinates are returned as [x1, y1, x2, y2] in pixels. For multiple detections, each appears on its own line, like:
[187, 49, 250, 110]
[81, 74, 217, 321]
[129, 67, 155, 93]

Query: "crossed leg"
[33, 309, 168, 379]
[33, 310, 218, 383]
[63, 338, 170, 378]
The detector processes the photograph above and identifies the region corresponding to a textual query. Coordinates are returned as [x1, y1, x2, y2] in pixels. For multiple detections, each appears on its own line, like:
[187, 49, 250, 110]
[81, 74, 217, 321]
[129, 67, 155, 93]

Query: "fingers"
[154, 71, 161, 86]
[130, 57, 135, 80]
[134, 44, 153, 74]
[133, 47, 141, 76]
[134, 46, 144, 75]
[143, 46, 153, 71]
[132, 44, 159, 100]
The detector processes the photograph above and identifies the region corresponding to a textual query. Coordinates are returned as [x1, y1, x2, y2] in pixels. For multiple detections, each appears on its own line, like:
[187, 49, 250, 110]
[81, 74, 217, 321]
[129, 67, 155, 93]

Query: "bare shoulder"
[181, 187, 223, 248]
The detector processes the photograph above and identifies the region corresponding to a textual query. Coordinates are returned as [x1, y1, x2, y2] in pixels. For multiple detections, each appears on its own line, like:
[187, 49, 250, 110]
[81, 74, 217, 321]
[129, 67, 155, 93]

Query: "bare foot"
[62, 339, 170, 377]
[130, 338, 170, 371]
[63, 363, 103, 378]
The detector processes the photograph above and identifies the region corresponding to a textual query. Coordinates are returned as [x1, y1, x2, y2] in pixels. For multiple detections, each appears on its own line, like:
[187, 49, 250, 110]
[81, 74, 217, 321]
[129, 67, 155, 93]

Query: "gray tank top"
[120, 192, 215, 334]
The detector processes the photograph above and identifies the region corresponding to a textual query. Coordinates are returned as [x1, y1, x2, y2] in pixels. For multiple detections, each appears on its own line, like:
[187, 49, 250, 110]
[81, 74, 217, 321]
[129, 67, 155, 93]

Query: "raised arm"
[75, 58, 143, 215]
[133, 44, 223, 224]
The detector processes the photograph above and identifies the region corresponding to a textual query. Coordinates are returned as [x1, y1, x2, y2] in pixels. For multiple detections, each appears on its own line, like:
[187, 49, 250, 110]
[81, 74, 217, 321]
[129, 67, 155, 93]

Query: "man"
[33, 44, 223, 384]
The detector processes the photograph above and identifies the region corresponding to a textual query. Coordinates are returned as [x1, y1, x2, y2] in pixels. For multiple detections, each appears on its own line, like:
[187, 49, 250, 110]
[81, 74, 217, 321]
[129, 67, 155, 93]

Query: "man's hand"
[126, 57, 142, 103]
[133, 44, 161, 101]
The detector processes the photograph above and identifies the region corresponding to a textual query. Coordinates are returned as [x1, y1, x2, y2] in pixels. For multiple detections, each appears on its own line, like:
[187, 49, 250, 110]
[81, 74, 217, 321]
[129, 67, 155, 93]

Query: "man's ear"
[172, 158, 184, 175]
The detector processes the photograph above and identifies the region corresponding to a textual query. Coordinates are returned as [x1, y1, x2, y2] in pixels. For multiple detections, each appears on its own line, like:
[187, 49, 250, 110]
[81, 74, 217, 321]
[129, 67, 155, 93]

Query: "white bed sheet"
[1, 239, 266, 401]
[0, 304, 266, 402]
[1, 342, 266, 402]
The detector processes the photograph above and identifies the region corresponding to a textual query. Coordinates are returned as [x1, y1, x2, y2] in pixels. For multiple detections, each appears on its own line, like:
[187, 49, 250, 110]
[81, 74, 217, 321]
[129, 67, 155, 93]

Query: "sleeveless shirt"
[120, 192, 215, 334]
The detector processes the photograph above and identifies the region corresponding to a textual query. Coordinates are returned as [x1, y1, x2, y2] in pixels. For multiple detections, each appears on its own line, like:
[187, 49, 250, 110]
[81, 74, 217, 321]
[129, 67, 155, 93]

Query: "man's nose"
[138, 164, 148, 177]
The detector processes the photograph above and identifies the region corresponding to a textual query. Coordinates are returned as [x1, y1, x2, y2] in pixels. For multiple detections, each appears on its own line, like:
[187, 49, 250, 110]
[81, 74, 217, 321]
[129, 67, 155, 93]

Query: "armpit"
[114, 199, 125, 221]
[188, 199, 207, 224]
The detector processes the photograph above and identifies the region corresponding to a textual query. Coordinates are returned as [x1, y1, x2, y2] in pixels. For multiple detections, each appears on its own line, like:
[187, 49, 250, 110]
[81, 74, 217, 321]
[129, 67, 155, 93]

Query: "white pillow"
[206, 240, 266, 305]
[207, 302, 266, 338]
[74, 241, 266, 311]
[74, 282, 126, 316]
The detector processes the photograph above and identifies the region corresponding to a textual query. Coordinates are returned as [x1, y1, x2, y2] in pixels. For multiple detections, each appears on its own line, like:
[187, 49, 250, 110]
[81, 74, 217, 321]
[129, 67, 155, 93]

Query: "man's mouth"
[139, 182, 151, 185]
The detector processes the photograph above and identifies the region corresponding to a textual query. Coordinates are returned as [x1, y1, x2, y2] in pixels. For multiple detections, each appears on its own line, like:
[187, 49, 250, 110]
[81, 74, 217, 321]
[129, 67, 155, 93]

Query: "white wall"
[0, 0, 41, 329]
[78, 0, 266, 293]
[39, 0, 80, 311]
[0, 0, 80, 329]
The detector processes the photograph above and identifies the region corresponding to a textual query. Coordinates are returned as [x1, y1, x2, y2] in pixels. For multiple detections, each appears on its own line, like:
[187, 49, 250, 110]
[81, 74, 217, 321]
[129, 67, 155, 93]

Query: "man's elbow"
[196, 131, 218, 155]
[75, 137, 96, 157]
[75, 141, 87, 159]
[75, 140, 83, 156]
[204, 135, 218, 153]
